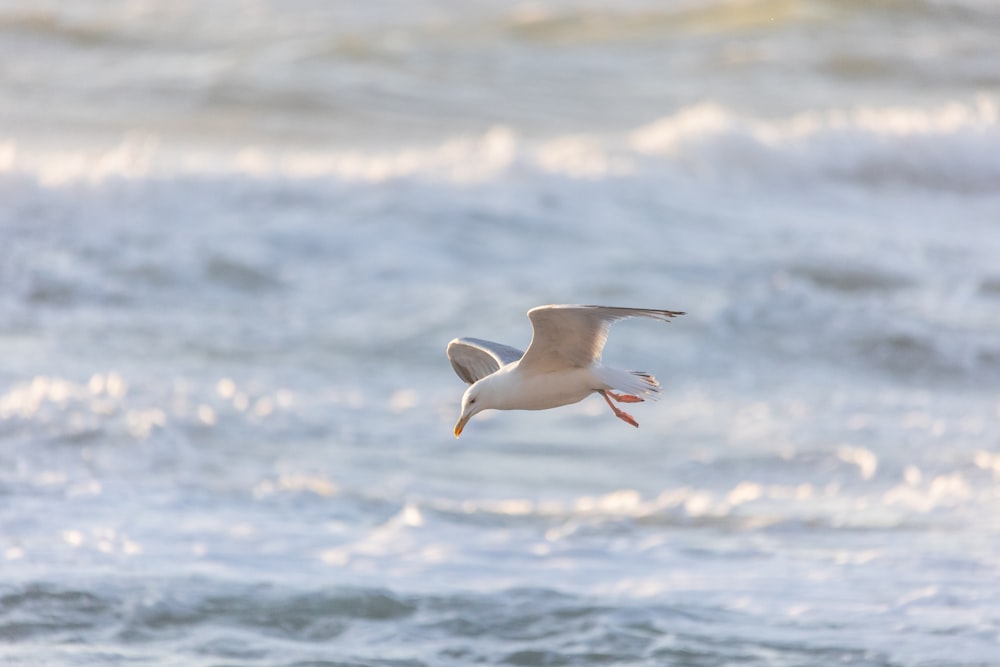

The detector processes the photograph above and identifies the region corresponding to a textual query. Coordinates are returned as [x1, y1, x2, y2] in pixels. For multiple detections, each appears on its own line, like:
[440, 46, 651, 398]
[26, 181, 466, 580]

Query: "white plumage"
[447, 304, 684, 437]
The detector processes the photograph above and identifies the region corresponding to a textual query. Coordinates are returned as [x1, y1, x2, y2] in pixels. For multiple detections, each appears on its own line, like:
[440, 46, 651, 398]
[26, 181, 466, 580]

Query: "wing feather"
[447, 337, 525, 385]
[518, 305, 683, 373]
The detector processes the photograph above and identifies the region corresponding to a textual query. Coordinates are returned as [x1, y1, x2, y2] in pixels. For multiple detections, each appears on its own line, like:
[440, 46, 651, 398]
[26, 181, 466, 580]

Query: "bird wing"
[518, 305, 684, 373]
[447, 337, 525, 385]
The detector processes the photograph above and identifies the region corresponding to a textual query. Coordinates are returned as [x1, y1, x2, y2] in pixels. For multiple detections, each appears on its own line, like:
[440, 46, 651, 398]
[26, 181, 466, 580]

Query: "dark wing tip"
[578, 305, 686, 319]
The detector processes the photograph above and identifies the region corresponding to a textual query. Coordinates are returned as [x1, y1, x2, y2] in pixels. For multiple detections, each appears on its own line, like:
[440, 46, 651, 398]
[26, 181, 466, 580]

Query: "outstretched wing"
[447, 337, 525, 385]
[518, 305, 684, 373]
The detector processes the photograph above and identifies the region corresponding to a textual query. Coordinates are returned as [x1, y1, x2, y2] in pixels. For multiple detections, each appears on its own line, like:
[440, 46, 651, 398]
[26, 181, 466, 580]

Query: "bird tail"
[595, 367, 662, 401]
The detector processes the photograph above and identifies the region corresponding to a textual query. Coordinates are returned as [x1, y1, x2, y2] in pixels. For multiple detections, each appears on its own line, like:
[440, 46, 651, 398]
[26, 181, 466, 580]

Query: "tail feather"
[595, 367, 662, 401]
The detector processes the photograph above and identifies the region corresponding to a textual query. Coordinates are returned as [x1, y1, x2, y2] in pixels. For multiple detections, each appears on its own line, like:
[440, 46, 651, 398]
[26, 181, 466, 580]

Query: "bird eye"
[469, 397, 477, 404]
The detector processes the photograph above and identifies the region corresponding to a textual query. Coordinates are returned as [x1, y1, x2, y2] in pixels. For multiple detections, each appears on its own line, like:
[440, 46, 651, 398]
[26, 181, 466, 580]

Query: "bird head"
[454, 379, 490, 438]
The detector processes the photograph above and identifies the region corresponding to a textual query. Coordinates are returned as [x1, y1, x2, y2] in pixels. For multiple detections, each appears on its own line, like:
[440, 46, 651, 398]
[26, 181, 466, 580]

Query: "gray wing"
[518, 305, 684, 373]
[447, 337, 525, 385]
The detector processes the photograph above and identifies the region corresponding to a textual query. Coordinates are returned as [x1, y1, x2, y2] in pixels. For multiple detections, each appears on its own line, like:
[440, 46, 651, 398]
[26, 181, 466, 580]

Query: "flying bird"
[447, 304, 684, 437]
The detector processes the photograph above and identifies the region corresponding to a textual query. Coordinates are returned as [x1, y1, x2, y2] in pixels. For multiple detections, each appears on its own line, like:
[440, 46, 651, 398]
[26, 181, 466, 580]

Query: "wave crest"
[2, 98, 997, 193]
[630, 97, 1000, 192]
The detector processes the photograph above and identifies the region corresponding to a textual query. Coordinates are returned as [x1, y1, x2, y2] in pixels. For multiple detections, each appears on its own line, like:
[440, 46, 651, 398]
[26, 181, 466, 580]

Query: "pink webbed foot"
[599, 391, 640, 428]
[606, 391, 644, 404]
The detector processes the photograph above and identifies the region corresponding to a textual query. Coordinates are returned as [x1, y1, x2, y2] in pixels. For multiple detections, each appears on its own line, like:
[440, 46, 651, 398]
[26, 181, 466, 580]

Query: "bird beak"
[453, 414, 470, 438]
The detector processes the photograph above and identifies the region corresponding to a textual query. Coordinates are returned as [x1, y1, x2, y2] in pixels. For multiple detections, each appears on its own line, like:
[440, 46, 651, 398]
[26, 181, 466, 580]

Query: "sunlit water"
[2, 1, 1000, 665]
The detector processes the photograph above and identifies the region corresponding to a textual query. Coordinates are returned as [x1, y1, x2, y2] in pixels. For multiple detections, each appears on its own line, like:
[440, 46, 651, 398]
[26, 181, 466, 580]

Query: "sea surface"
[2, 1, 1000, 665]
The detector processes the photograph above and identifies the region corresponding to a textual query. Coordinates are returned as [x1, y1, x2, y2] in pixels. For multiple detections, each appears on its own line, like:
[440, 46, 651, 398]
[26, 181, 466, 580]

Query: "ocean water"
[2, 1, 1000, 665]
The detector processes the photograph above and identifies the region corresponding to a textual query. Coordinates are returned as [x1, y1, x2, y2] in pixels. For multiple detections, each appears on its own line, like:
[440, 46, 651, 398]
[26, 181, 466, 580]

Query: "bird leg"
[599, 391, 639, 428]
[605, 391, 644, 403]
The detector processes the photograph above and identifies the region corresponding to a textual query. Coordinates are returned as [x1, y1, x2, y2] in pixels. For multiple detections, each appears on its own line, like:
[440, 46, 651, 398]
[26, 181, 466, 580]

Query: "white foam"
[3, 99, 997, 194]
[630, 97, 1000, 192]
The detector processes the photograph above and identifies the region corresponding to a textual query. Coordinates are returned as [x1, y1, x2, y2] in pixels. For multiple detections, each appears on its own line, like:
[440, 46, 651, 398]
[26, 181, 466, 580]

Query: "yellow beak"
[453, 414, 470, 438]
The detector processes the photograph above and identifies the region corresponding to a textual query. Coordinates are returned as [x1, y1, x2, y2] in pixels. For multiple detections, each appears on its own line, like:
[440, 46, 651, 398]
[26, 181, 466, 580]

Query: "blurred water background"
[2, 1, 1000, 665]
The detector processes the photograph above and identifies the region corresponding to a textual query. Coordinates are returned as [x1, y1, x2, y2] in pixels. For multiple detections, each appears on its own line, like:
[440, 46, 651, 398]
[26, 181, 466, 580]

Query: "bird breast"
[496, 366, 598, 411]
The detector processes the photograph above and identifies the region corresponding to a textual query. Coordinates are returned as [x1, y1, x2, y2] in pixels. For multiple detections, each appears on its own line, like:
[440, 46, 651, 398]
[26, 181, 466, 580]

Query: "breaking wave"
[1, 98, 997, 194]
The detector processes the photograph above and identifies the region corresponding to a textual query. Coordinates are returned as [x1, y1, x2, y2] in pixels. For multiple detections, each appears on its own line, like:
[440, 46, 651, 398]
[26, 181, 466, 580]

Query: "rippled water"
[2, 1, 1000, 665]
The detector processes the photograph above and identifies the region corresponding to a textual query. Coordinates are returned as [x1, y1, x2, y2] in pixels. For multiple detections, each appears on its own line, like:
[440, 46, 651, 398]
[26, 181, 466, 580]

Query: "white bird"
[447, 304, 684, 437]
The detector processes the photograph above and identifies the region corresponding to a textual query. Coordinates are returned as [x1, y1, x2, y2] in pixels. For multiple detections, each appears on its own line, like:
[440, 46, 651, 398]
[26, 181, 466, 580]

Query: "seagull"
[447, 305, 684, 437]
